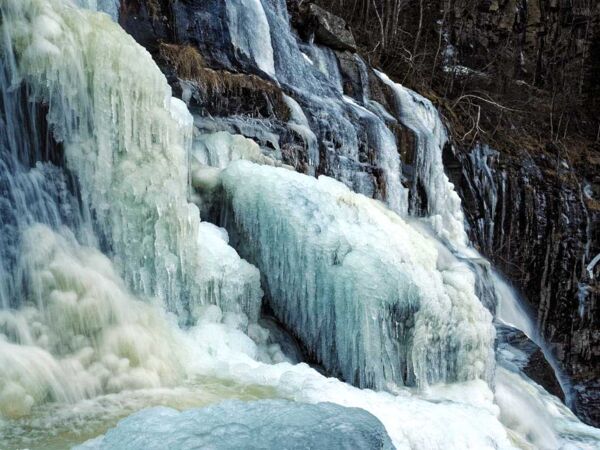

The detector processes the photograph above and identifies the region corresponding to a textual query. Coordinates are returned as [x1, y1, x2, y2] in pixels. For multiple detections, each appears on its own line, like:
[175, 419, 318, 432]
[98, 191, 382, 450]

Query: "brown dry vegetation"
[158, 43, 290, 120]
[159, 43, 207, 78]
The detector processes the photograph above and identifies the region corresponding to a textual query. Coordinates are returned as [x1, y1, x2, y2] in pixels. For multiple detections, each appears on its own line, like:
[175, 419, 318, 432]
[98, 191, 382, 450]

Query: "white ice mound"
[74, 400, 394, 450]
[220, 160, 495, 390]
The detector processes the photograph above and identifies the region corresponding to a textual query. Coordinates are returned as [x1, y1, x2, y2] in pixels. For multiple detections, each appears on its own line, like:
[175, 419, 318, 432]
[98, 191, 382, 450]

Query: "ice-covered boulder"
[75, 400, 394, 450]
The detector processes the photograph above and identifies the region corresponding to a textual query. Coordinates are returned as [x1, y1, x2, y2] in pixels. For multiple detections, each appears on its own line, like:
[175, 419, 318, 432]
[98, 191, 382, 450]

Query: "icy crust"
[0, 225, 282, 421]
[0, 0, 262, 324]
[63, 308, 515, 450]
[220, 160, 495, 390]
[74, 400, 394, 450]
[193, 132, 279, 169]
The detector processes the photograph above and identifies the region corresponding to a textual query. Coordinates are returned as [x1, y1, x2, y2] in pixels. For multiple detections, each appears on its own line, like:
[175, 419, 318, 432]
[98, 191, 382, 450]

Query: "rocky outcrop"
[120, 0, 415, 199]
[446, 0, 600, 94]
[120, 0, 278, 78]
[159, 44, 290, 120]
[295, 3, 357, 51]
[436, 0, 600, 426]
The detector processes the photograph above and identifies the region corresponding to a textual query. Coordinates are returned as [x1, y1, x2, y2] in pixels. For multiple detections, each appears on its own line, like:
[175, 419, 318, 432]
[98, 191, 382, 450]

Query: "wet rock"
[496, 324, 564, 402]
[336, 51, 363, 100]
[119, 0, 174, 53]
[165, 66, 289, 121]
[169, 0, 238, 72]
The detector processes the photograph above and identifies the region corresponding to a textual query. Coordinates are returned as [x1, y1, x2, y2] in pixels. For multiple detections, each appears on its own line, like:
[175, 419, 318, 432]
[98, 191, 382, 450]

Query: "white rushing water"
[1, 0, 600, 449]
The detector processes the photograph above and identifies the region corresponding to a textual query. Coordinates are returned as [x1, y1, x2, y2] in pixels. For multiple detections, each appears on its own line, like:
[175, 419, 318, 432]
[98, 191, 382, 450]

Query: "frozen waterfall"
[376, 71, 468, 249]
[1, 0, 600, 449]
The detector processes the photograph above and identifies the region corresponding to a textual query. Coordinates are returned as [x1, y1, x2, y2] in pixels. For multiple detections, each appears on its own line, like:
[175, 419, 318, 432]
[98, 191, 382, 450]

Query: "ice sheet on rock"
[463, 143, 500, 255]
[225, 0, 276, 78]
[376, 71, 468, 249]
[220, 160, 494, 390]
[193, 115, 284, 159]
[191, 131, 289, 217]
[76, 0, 119, 20]
[253, 1, 407, 206]
[259, 0, 337, 97]
[302, 43, 344, 93]
[282, 94, 319, 174]
[354, 54, 372, 104]
[74, 400, 394, 450]
[195, 223, 263, 323]
[0, 0, 262, 324]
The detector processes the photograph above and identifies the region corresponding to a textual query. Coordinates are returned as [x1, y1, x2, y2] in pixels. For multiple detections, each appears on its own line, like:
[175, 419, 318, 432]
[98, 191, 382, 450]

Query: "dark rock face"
[441, 0, 600, 425]
[446, 0, 600, 91]
[120, 0, 278, 78]
[446, 142, 600, 426]
[159, 53, 289, 120]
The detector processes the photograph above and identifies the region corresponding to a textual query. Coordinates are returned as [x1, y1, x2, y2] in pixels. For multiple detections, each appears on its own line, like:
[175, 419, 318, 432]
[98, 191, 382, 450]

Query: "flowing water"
[1, 0, 599, 449]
